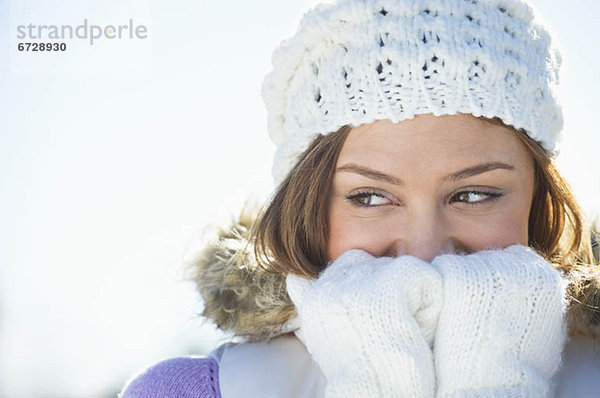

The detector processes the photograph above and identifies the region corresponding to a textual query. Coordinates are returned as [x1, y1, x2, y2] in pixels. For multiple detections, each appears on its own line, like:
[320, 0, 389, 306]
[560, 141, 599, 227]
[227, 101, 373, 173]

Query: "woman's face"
[327, 113, 535, 263]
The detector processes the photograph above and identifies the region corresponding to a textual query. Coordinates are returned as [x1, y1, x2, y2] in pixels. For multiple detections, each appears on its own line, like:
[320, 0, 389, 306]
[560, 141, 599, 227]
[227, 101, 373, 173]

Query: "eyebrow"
[335, 161, 515, 185]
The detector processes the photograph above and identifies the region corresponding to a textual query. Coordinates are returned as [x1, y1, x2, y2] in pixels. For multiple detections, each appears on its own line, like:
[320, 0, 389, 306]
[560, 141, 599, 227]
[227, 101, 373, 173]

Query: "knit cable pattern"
[262, 0, 563, 185]
[286, 249, 443, 397]
[431, 244, 568, 397]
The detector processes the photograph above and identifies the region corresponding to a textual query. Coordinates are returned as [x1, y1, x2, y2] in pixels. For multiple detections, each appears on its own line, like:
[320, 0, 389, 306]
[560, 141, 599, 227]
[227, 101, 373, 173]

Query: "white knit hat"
[261, 0, 563, 185]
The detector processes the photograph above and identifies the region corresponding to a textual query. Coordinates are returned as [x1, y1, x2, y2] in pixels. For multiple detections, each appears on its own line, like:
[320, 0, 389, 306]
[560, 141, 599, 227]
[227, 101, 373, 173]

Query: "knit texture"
[286, 249, 443, 397]
[119, 357, 221, 398]
[262, 0, 563, 185]
[431, 244, 568, 397]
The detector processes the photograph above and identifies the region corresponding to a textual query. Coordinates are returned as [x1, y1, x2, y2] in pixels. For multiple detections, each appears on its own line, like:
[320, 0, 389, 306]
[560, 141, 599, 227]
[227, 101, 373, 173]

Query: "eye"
[344, 190, 395, 207]
[450, 190, 503, 206]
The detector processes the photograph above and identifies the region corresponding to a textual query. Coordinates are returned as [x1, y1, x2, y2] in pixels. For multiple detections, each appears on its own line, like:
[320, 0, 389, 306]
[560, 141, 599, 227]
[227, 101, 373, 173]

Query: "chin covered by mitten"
[286, 249, 443, 398]
[431, 244, 568, 397]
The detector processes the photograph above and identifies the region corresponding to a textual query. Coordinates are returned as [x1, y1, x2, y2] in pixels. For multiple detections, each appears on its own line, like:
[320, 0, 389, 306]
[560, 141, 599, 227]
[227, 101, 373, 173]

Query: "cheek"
[461, 219, 528, 251]
[450, 178, 535, 251]
[327, 206, 386, 262]
[327, 209, 357, 262]
[457, 201, 531, 251]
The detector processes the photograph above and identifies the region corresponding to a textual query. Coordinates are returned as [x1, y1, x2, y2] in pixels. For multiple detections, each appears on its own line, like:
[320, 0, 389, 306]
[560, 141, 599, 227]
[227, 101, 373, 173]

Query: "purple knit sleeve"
[120, 357, 221, 398]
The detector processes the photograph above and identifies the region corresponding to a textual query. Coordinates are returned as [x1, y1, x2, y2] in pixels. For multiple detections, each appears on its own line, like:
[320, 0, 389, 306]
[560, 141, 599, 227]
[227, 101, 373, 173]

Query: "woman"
[120, 0, 600, 396]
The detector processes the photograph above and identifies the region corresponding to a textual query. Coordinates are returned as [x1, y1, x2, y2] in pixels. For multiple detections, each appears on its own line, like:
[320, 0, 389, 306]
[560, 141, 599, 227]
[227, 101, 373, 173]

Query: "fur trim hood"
[186, 204, 600, 342]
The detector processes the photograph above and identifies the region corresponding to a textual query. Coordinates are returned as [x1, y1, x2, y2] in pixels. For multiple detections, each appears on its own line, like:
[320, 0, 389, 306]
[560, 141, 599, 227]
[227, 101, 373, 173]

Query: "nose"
[386, 211, 461, 263]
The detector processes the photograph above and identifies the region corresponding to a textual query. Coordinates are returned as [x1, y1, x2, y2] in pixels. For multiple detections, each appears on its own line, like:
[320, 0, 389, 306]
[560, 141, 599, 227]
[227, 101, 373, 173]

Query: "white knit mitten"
[431, 244, 568, 397]
[286, 249, 443, 398]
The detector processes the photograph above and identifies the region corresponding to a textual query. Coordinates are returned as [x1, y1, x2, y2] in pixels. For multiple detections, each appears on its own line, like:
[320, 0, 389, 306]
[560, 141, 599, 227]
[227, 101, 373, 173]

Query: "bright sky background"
[1, 0, 599, 396]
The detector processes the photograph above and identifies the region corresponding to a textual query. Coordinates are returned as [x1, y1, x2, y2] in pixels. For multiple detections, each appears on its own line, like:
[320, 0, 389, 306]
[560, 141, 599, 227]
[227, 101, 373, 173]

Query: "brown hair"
[250, 117, 598, 280]
[484, 118, 600, 335]
[484, 117, 596, 269]
[251, 126, 351, 278]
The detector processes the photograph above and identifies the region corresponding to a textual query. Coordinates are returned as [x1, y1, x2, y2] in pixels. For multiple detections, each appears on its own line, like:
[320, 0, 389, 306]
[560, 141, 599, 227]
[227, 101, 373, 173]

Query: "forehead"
[338, 113, 530, 169]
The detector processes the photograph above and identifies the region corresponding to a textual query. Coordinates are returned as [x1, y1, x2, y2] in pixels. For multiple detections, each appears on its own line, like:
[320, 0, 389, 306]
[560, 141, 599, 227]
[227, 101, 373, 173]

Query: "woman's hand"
[431, 244, 568, 397]
[286, 249, 443, 398]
